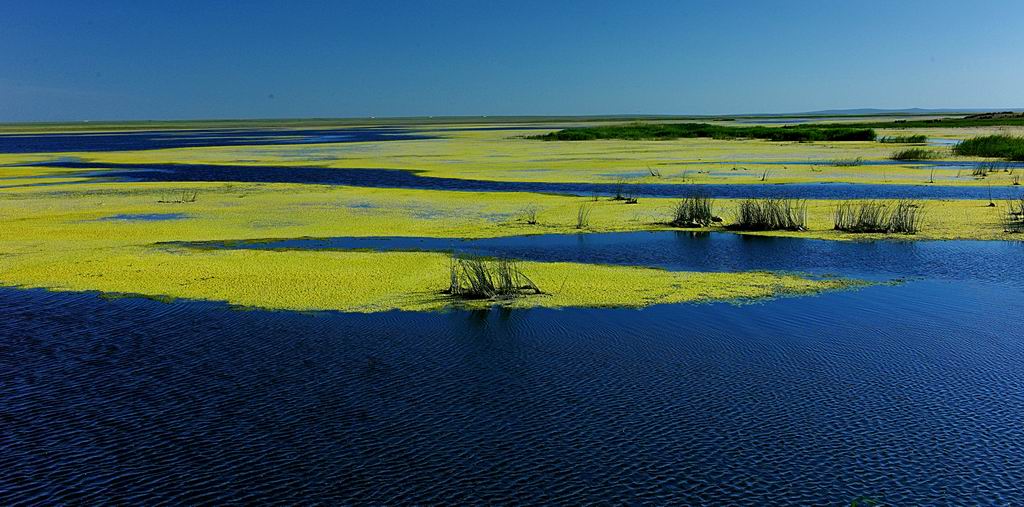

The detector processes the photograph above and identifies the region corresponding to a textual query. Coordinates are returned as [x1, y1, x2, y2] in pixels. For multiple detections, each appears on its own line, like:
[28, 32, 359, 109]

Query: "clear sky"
[2, 0, 1022, 121]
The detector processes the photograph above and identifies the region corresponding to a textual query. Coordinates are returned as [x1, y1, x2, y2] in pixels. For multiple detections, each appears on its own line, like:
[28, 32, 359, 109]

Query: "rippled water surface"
[2, 279, 1023, 505]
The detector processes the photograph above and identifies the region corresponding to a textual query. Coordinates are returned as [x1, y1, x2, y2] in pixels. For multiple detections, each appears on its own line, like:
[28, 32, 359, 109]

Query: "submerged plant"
[729, 198, 806, 231]
[445, 255, 541, 300]
[670, 195, 715, 227]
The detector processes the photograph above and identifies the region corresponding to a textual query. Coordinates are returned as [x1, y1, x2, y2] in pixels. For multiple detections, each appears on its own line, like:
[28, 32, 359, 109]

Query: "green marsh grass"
[878, 135, 927, 143]
[890, 148, 938, 161]
[670, 195, 715, 227]
[1003, 198, 1024, 233]
[729, 198, 806, 231]
[953, 135, 1024, 161]
[446, 255, 541, 300]
[576, 203, 592, 229]
[834, 200, 922, 234]
[531, 122, 876, 142]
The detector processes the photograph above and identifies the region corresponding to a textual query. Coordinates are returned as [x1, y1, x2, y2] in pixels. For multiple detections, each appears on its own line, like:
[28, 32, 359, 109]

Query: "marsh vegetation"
[878, 135, 927, 144]
[890, 148, 939, 161]
[670, 195, 716, 228]
[833, 200, 923, 234]
[446, 255, 541, 300]
[729, 198, 807, 231]
[953, 135, 1024, 161]
[532, 122, 876, 142]
[1004, 198, 1024, 233]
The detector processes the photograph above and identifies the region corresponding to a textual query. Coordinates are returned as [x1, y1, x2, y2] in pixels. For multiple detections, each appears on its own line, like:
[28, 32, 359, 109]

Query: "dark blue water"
[0, 127, 431, 153]
[32, 161, 1024, 200]
[101, 213, 188, 221]
[2, 276, 1023, 504]
[169, 231, 1023, 283]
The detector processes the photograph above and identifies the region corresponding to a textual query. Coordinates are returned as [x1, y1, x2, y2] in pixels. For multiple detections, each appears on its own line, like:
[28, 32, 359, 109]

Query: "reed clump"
[830, 157, 864, 167]
[834, 200, 922, 234]
[890, 148, 938, 161]
[878, 135, 927, 144]
[446, 255, 541, 300]
[729, 198, 806, 231]
[576, 203, 592, 229]
[1004, 198, 1024, 233]
[670, 195, 716, 227]
[953, 134, 1024, 161]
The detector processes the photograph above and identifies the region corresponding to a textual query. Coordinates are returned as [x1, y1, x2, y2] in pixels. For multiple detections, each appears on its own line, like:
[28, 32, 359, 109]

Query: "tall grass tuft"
[834, 200, 922, 234]
[670, 195, 715, 227]
[953, 134, 1024, 161]
[1004, 198, 1024, 233]
[830, 157, 864, 167]
[576, 203, 592, 229]
[446, 255, 541, 300]
[890, 148, 938, 161]
[878, 135, 927, 144]
[729, 198, 806, 231]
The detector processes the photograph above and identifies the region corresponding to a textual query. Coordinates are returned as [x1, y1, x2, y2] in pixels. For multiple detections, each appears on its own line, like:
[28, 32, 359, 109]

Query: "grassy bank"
[531, 123, 876, 142]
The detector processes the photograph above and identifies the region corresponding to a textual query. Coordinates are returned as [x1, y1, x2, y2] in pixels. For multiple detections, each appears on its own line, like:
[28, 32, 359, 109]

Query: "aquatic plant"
[890, 148, 938, 160]
[611, 178, 637, 203]
[158, 190, 198, 203]
[670, 195, 715, 228]
[835, 200, 922, 234]
[446, 255, 541, 300]
[530, 122, 876, 142]
[729, 198, 806, 231]
[519, 206, 539, 225]
[878, 135, 927, 143]
[575, 203, 592, 229]
[830, 157, 864, 167]
[1003, 198, 1024, 233]
[953, 134, 1024, 161]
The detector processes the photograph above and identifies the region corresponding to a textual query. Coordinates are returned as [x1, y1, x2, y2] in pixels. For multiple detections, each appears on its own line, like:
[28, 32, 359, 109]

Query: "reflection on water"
[2, 277, 1023, 504]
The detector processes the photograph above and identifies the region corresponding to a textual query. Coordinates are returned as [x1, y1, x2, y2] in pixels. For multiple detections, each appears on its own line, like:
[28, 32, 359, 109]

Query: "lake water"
[0, 128, 431, 153]
[32, 161, 1024, 200]
[2, 233, 1023, 504]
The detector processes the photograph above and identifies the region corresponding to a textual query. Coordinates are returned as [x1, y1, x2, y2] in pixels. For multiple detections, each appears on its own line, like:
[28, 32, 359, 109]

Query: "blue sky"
[2, 0, 1022, 121]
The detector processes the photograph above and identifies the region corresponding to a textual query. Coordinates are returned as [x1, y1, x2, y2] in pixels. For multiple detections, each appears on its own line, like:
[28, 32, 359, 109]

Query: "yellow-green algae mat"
[0, 246, 857, 313]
